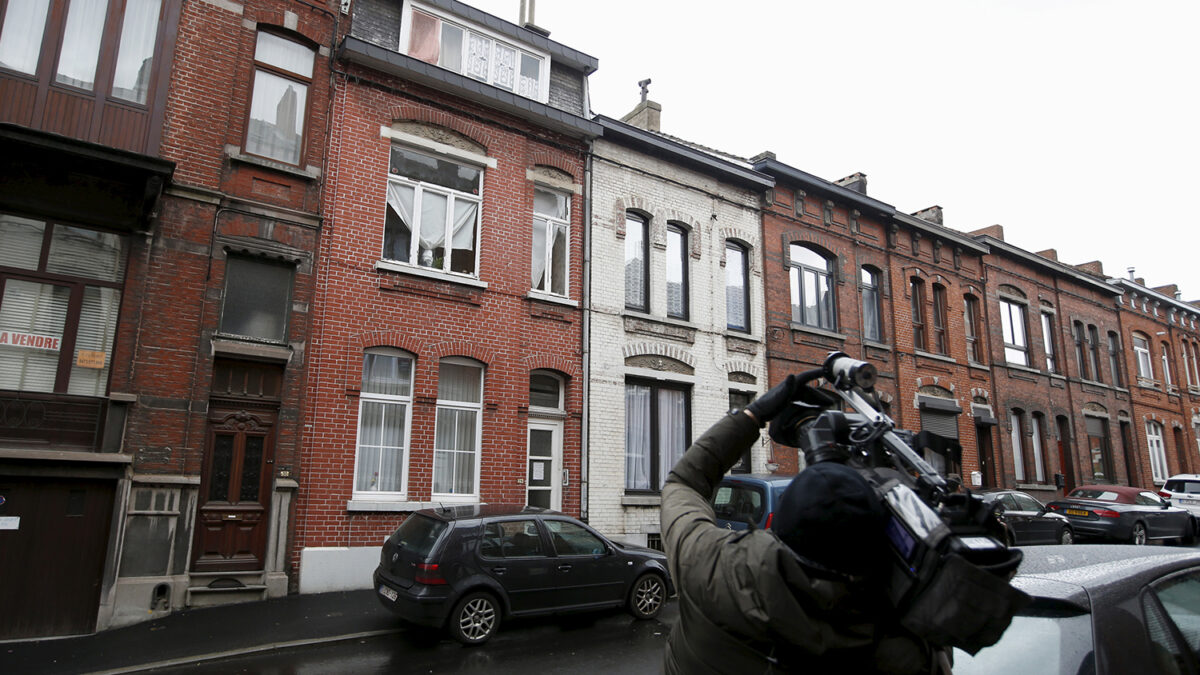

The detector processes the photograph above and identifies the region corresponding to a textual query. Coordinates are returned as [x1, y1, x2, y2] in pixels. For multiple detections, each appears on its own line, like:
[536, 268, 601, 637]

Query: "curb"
[86, 628, 404, 675]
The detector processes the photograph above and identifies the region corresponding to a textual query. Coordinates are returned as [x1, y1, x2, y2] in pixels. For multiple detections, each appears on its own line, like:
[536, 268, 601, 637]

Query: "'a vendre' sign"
[0, 330, 62, 351]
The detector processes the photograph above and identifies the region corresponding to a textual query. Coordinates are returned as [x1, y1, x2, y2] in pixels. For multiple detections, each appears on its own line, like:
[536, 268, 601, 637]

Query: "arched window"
[964, 294, 983, 363]
[529, 370, 564, 411]
[726, 241, 751, 332]
[999, 292, 1029, 366]
[666, 223, 689, 319]
[861, 266, 881, 343]
[624, 212, 649, 311]
[1161, 341, 1175, 387]
[1009, 409, 1027, 482]
[354, 348, 415, 497]
[788, 244, 835, 330]
[1107, 331, 1124, 387]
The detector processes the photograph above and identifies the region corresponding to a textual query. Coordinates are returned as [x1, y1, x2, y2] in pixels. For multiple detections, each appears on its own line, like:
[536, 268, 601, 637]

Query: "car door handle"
[558, 564, 572, 572]
[492, 567, 506, 575]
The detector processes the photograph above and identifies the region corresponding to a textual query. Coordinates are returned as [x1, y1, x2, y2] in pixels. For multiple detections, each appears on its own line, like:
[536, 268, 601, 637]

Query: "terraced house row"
[2, 0, 1198, 639]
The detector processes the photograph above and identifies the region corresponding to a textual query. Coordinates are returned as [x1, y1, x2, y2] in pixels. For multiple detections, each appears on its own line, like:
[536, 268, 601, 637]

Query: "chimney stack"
[835, 172, 868, 195]
[518, 0, 550, 36]
[620, 79, 661, 132]
[912, 205, 943, 226]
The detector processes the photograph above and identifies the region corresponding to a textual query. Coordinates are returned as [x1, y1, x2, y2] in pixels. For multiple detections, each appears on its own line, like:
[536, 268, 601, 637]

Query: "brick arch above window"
[623, 342, 696, 369]
[387, 120, 487, 155]
[527, 150, 579, 180]
[388, 103, 495, 149]
[664, 214, 703, 259]
[427, 341, 495, 365]
[254, 13, 326, 47]
[522, 354, 580, 379]
[614, 198, 654, 238]
[998, 284, 1028, 300]
[722, 359, 763, 382]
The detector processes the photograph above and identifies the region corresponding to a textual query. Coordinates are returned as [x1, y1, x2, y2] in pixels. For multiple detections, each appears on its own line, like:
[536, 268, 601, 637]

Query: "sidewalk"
[0, 589, 402, 675]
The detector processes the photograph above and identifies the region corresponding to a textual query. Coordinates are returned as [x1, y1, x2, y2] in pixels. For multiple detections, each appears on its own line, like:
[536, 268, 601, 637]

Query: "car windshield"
[388, 514, 447, 557]
[952, 610, 1093, 674]
[1165, 479, 1200, 494]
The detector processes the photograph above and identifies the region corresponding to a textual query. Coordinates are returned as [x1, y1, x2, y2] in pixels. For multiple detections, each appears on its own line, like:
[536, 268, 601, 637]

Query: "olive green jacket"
[660, 411, 921, 674]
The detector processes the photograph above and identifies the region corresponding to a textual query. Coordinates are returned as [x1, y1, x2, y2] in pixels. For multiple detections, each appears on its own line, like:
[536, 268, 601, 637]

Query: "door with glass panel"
[527, 421, 562, 510]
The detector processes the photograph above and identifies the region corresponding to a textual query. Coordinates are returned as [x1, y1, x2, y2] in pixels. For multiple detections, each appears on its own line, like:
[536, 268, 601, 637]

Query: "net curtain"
[386, 183, 477, 267]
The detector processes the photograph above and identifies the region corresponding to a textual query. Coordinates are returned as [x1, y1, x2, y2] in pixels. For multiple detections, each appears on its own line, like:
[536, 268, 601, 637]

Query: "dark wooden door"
[192, 406, 276, 572]
[0, 476, 115, 639]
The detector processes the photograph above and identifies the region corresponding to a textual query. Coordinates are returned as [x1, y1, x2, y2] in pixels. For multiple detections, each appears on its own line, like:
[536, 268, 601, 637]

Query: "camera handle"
[822, 352, 950, 500]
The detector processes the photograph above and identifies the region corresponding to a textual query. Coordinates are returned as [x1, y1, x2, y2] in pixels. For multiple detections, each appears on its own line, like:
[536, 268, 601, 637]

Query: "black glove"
[746, 369, 834, 425]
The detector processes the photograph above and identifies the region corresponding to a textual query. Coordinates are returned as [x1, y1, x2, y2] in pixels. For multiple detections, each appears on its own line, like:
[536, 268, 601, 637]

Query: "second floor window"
[1133, 333, 1153, 380]
[385, 145, 482, 277]
[624, 213, 648, 311]
[246, 32, 314, 165]
[964, 295, 983, 363]
[788, 244, 835, 330]
[666, 224, 688, 319]
[911, 278, 927, 351]
[1108, 331, 1124, 387]
[726, 242, 750, 332]
[931, 283, 948, 355]
[1041, 313, 1057, 373]
[1162, 341, 1175, 387]
[1087, 326, 1103, 383]
[999, 299, 1028, 366]
[861, 267, 881, 343]
[1073, 321, 1089, 379]
[531, 188, 569, 296]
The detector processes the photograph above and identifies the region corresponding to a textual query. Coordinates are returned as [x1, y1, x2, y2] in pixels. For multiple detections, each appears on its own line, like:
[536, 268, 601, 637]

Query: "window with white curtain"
[110, 0, 161, 103]
[401, 3, 548, 102]
[385, 145, 482, 277]
[1030, 414, 1046, 483]
[1147, 420, 1168, 483]
[999, 299, 1029, 366]
[531, 188, 569, 296]
[246, 31, 314, 165]
[354, 349, 414, 497]
[433, 358, 483, 498]
[0, 214, 126, 397]
[1161, 341, 1175, 387]
[625, 379, 690, 491]
[0, 0, 51, 75]
[861, 267, 881, 343]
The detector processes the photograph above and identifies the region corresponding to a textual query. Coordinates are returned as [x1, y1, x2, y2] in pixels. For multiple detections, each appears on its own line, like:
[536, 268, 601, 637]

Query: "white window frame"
[432, 357, 484, 502]
[1010, 411, 1026, 482]
[1030, 414, 1046, 483]
[1161, 342, 1174, 387]
[398, 0, 550, 103]
[527, 419, 563, 511]
[1147, 420, 1168, 483]
[999, 298, 1029, 366]
[1134, 334, 1154, 380]
[531, 187, 570, 297]
[1040, 312, 1057, 373]
[245, 31, 314, 166]
[383, 143, 484, 279]
[788, 244, 836, 331]
[352, 348, 415, 501]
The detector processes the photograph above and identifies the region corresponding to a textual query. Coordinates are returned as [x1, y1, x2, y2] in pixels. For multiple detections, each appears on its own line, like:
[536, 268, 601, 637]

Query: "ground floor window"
[1085, 416, 1114, 484]
[433, 358, 484, 498]
[1147, 420, 1168, 483]
[625, 379, 690, 491]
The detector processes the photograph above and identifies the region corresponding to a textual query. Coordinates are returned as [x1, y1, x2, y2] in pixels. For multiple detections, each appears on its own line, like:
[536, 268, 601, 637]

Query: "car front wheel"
[628, 573, 666, 620]
[1130, 522, 1147, 546]
[449, 592, 500, 645]
[1060, 527, 1074, 545]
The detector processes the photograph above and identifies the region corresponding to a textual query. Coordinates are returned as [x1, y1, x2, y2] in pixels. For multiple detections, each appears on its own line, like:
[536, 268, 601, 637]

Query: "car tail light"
[764, 512, 774, 529]
[1160, 491, 1172, 499]
[1048, 504, 1061, 511]
[414, 563, 447, 585]
[1093, 509, 1120, 518]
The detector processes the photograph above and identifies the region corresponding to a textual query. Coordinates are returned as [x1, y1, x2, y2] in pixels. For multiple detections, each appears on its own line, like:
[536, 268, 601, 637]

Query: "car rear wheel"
[1059, 527, 1074, 545]
[628, 573, 666, 620]
[1130, 522, 1147, 546]
[449, 592, 500, 645]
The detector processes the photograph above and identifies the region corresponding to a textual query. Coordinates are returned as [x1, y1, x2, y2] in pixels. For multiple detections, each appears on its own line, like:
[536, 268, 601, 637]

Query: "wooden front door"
[193, 406, 276, 572]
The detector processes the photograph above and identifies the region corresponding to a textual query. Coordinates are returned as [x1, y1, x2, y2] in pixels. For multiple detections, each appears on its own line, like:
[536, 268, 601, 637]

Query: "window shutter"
[920, 409, 959, 440]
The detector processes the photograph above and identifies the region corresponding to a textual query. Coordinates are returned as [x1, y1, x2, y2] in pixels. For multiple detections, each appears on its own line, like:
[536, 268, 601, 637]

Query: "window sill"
[1014, 483, 1055, 492]
[1004, 363, 1042, 376]
[526, 290, 578, 307]
[621, 494, 662, 507]
[914, 350, 957, 365]
[863, 340, 892, 350]
[724, 329, 758, 341]
[347, 498, 479, 512]
[375, 260, 488, 289]
[622, 310, 697, 330]
[211, 336, 293, 363]
[788, 323, 846, 341]
[225, 146, 321, 180]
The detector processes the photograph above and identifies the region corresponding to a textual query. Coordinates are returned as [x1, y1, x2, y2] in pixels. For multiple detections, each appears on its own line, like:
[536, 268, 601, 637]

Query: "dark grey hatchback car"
[373, 504, 673, 644]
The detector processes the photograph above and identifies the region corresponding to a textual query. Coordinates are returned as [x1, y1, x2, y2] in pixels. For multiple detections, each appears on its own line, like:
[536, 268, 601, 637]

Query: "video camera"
[773, 351, 1029, 655]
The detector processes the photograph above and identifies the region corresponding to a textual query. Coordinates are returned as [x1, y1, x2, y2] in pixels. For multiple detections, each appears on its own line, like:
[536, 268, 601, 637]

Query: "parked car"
[373, 504, 673, 645]
[710, 473, 794, 531]
[1161, 474, 1200, 517]
[1046, 484, 1194, 545]
[979, 489, 1073, 545]
[953, 545, 1200, 673]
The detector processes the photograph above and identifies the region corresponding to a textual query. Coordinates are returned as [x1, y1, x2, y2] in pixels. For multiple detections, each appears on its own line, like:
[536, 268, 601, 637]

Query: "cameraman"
[660, 373, 933, 674]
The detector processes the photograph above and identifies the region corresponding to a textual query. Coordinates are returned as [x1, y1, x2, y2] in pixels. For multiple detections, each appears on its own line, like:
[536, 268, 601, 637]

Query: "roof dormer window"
[401, 2, 548, 103]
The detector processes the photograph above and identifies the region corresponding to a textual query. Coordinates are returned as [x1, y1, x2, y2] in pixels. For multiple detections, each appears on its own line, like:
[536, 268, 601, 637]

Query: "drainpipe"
[580, 150, 593, 521]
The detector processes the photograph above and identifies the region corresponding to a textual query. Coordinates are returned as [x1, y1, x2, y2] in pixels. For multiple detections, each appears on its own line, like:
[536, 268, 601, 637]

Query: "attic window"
[401, 2, 548, 103]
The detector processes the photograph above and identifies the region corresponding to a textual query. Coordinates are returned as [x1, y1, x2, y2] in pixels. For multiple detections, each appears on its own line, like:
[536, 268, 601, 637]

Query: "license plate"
[379, 585, 398, 602]
[1181, 499, 1200, 506]
[1066, 509, 1089, 517]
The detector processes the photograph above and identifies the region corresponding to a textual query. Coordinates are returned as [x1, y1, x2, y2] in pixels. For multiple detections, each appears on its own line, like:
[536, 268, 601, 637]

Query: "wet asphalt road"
[146, 602, 678, 675]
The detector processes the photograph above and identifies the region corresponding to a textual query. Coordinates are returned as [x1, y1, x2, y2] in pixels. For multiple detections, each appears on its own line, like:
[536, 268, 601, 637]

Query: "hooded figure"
[660, 373, 931, 674]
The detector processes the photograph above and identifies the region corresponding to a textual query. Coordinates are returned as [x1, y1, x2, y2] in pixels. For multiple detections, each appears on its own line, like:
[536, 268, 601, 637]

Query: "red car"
[1046, 484, 1195, 545]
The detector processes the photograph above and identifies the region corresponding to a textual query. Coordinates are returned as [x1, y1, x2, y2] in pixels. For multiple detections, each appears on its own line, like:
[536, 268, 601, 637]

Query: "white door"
[527, 420, 562, 510]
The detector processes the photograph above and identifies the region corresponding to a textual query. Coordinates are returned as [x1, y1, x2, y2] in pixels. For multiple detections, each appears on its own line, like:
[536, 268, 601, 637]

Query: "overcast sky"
[464, 0, 1200, 300]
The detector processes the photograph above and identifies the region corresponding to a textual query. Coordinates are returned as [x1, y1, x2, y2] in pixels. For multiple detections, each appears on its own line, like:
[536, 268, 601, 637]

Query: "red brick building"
[0, 0, 333, 637]
[970, 227, 1128, 503]
[293, 0, 599, 591]
[1111, 276, 1200, 488]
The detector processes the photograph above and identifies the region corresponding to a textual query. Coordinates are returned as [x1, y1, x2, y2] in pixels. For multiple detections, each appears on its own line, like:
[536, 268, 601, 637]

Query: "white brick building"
[585, 103, 774, 543]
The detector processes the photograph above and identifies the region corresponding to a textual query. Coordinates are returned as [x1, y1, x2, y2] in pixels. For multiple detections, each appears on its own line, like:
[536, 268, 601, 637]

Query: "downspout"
[580, 149, 593, 521]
